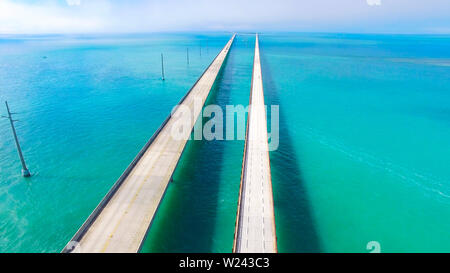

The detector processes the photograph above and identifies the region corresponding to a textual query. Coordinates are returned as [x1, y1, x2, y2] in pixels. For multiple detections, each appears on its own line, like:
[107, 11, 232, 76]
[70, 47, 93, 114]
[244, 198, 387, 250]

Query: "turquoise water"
[1, 33, 450, 253]
[261, 33, 450, 253]
[0, 33, 231, 252]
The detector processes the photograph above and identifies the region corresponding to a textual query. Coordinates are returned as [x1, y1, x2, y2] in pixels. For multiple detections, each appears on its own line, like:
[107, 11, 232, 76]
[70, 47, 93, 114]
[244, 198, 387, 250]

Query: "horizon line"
[1, 30, 450, 36]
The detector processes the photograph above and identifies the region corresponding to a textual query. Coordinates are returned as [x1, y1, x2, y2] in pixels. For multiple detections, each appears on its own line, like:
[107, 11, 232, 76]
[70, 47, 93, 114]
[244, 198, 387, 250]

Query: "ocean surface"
[0, 33, 449, 253]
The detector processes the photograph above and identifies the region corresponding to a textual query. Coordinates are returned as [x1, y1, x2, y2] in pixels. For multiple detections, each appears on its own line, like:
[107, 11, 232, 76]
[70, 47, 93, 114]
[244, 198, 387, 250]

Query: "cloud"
[0, 0, 105, 34]
[66, 0, 82, 6]
[0, 0, 449, 34]
[366, 0, 382, 6]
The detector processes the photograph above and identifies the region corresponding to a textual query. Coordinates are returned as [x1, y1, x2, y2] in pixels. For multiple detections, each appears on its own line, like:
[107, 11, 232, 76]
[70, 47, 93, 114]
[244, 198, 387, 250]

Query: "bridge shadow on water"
[141, 47, 236, 253]
[260, 47, 322, 252]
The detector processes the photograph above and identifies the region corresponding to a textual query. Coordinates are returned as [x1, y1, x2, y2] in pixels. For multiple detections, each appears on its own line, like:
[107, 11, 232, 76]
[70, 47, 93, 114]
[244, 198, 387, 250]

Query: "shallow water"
[1, 33, 449, 253]
[261, 33, 450, 253]
[0, 33, 230, 252]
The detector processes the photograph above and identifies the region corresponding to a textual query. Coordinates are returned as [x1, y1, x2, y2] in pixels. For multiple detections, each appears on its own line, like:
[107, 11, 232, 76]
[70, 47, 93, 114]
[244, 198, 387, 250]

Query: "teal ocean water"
[261, 33, 450, 253]
[1, 33, 450, 253]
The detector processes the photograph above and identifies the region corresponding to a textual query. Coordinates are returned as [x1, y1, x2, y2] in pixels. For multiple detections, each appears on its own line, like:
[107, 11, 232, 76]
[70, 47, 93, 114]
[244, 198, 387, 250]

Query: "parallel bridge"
[63, 34, 236, 253]
[233, 34, 277, 253]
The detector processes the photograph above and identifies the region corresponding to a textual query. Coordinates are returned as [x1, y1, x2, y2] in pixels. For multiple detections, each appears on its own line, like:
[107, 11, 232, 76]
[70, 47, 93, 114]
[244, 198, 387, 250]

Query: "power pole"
[2, 101, 31, 177]
[161, 53, 165, 81]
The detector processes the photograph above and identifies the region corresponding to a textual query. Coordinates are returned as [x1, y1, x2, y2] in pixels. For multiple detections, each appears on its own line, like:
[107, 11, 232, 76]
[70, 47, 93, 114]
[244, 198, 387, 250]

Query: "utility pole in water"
[2, 101, 31, 177]
[161, 53, 165, 81]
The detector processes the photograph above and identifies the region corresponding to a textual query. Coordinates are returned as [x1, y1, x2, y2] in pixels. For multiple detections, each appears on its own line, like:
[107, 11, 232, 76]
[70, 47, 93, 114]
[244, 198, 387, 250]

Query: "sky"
[0, 0, 449, 34]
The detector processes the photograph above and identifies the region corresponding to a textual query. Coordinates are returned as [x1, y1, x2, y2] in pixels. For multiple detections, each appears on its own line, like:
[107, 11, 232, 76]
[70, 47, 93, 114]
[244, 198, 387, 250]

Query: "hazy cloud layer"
[66, 0, 81, 6]
[366, 0, 382, 6]
[0, 0, 449, 34]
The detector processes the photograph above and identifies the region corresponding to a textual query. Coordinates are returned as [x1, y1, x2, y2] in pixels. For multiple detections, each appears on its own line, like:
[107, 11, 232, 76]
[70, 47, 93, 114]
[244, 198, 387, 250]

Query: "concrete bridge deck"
[63, 34, 235, 253]
[233, 34, 277, 253]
